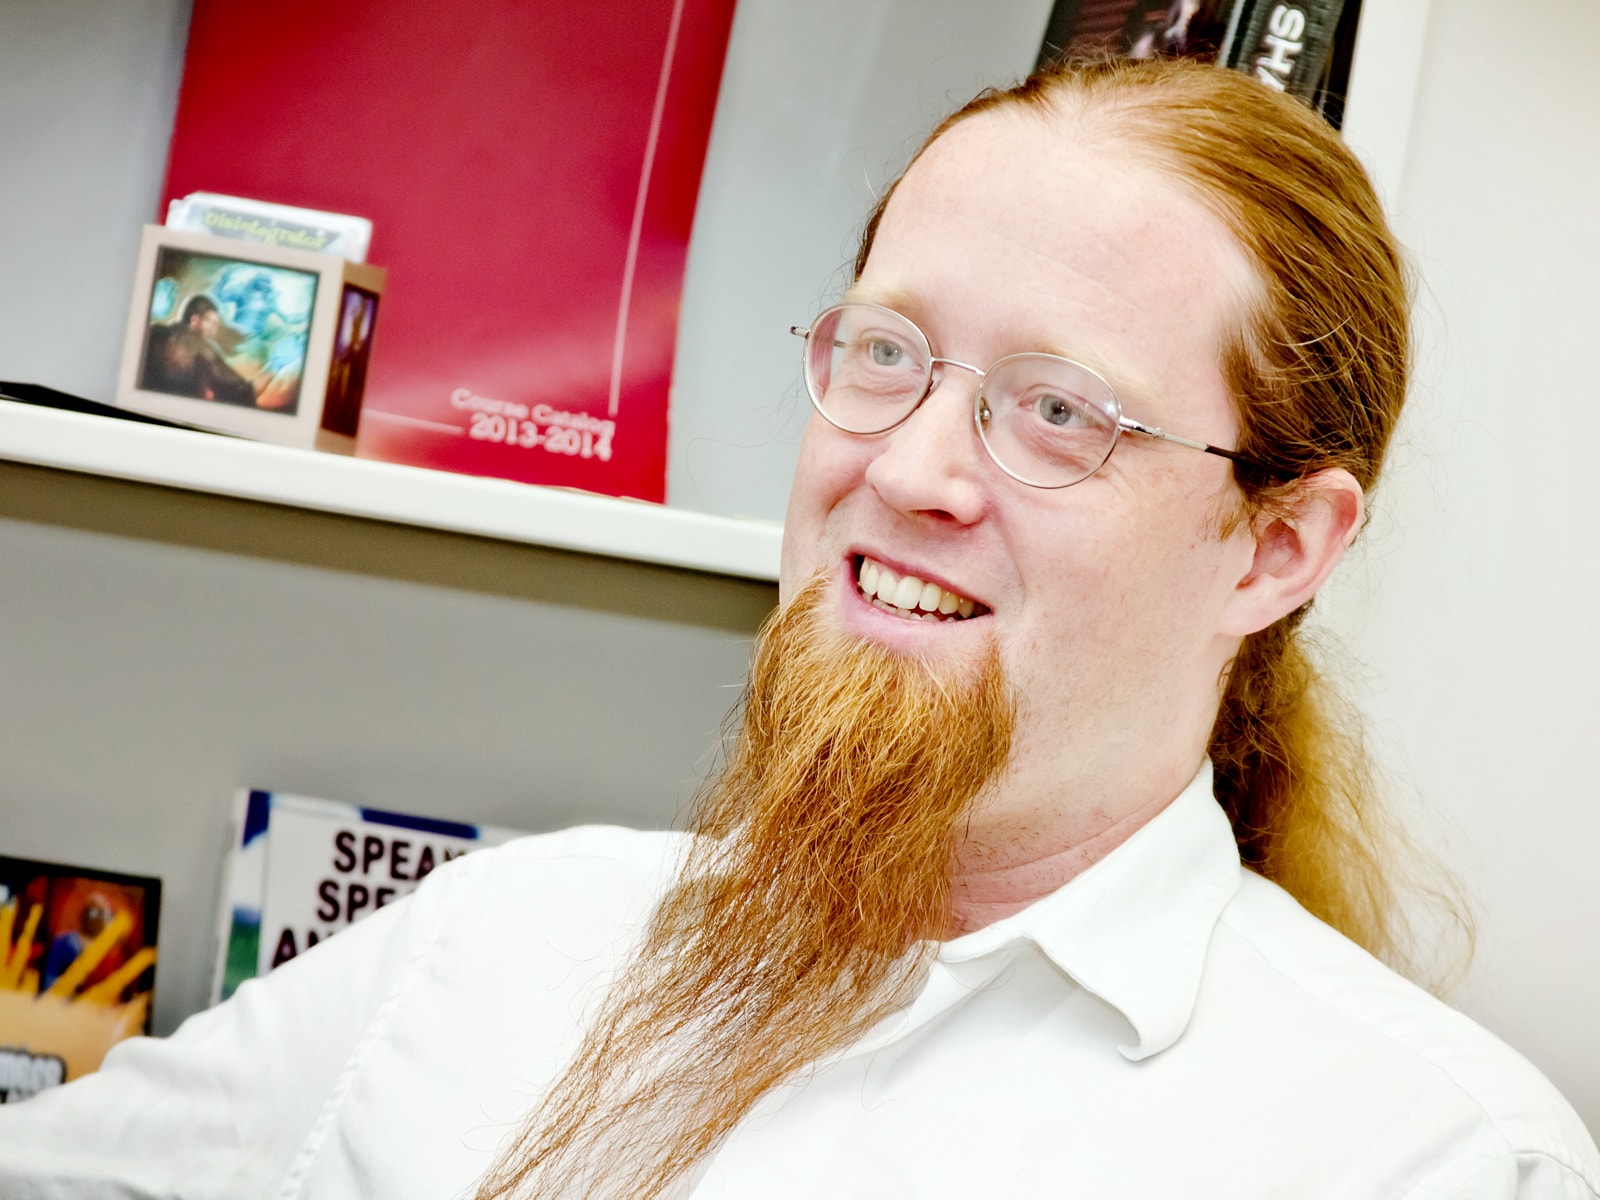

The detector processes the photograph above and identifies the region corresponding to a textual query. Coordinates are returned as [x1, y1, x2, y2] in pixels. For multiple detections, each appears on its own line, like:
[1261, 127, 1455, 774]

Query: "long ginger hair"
[853, 57, 1457, 973]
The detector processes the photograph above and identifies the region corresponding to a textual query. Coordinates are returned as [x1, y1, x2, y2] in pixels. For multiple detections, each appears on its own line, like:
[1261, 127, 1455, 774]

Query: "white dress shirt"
[1, 765, 1596, 1198]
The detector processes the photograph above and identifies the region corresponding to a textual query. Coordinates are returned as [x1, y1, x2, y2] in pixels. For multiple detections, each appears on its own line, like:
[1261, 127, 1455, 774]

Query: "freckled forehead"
[858, 108, 1257, 423]
[884, 109, 1245, 277]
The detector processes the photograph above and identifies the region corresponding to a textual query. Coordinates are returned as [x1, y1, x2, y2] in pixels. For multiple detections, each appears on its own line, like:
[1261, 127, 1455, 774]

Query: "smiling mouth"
[853, 555, 989, 622]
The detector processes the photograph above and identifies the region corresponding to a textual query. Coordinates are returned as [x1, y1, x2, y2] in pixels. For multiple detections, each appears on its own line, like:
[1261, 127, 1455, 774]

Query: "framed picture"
[323, 285, 380, 438]
[115, 225, 384, 451]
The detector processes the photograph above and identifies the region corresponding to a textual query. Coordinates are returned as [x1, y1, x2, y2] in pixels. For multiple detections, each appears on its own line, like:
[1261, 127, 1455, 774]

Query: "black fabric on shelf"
[0, 382, 215, 433]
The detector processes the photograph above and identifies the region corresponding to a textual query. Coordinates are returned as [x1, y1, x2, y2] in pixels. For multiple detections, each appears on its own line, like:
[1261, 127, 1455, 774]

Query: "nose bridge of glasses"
[887, 354, 988, 470]
[926, 356, 987, 410]
[929, 355, 986, 383]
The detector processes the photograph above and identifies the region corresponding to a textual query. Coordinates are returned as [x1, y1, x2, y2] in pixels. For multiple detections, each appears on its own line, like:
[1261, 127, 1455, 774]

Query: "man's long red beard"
[475, 578, 1015, 1199]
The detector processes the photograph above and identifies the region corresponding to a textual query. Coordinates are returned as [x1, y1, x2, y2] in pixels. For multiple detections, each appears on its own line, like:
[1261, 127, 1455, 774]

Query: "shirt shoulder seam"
[1398, 1146, 1600, 1199]
[1221, 897, 1599, 1190]
[1215, 903, 1532, 1156]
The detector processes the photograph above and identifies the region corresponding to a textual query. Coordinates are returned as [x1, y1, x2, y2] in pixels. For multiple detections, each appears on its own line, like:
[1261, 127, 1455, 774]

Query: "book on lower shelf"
[0, 856, 162, 1103]
[214, 789, 527, 1003]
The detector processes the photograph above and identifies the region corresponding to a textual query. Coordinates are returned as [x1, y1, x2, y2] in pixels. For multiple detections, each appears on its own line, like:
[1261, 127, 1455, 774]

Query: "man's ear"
[1221, 467, 1364, 637]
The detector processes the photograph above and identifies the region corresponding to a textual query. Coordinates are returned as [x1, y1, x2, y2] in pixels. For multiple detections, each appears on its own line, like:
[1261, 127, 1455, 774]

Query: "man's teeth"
[856, 557, 978, 620]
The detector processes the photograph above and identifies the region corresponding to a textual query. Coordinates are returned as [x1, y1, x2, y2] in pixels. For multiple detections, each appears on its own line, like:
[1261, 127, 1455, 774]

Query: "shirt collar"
[935, 762, 1241, 1061]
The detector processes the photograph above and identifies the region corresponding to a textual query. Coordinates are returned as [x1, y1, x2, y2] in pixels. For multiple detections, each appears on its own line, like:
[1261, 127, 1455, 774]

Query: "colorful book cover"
[1223, 1, 1349, 103]
[0, 856, 161, 1103]
[214, 790, 525, 1004]
[1037, 0, 1243, 65]
[1037, 0, 1356, 113]
[166, 192, 373, 262]
[160, 0, 738, 503]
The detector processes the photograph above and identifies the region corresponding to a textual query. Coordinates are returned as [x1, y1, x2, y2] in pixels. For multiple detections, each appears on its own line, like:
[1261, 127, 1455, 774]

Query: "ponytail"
[1211, 614, 1399, 961]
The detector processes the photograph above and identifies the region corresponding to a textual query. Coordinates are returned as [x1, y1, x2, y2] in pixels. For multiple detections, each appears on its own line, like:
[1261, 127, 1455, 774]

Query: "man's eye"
[868, 339, 905, 367]
[1036, 394, 1086, 427]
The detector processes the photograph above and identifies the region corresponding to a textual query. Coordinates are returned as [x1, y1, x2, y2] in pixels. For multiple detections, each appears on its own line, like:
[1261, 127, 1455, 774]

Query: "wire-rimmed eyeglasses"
[789, 302, 1267, 489]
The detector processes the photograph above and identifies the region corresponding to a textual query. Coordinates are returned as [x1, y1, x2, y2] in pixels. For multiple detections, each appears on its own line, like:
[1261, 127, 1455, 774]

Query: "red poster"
[161, 0, 737, 502]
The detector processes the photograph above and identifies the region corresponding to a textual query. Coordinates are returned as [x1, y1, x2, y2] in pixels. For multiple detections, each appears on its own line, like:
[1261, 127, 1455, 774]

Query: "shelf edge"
[0, 399, 784, 582]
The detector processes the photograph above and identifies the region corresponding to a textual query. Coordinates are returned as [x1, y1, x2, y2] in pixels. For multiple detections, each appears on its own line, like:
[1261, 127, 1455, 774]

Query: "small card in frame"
[115, 225, 384, 452]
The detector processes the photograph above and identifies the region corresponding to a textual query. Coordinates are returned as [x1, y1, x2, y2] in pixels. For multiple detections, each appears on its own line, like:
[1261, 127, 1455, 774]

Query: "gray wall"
[0, 462, 774, 1032]
[667, 0, 1054, 518]
[0, 0, 191, 400]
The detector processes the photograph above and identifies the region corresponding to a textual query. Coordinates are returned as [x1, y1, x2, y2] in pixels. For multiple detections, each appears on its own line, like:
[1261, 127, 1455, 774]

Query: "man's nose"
[861, 362, 989, 525]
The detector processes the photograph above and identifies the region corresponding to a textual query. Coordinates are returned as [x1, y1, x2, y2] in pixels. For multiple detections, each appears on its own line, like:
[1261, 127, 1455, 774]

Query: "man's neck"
[945, 774, 1192, 936]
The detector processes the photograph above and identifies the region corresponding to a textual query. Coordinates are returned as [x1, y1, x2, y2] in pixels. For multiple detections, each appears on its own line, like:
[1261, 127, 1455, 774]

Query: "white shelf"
[0, 398, 783, 582]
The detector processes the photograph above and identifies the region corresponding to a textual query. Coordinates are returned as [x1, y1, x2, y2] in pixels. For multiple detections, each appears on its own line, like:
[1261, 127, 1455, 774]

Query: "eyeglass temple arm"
[1118, 417, 1269, 472]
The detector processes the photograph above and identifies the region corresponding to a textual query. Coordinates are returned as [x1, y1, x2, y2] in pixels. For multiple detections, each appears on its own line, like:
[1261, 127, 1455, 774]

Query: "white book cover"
[213, 790, 524, 1004]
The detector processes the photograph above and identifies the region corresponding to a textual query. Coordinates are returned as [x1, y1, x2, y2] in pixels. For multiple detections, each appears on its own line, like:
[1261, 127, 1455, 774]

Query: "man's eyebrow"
[840, 283, 916, 313]
[1023, 333, 1161, 414]
[1079, 356, 1164, 415]
[1034, 339, 1150, 404]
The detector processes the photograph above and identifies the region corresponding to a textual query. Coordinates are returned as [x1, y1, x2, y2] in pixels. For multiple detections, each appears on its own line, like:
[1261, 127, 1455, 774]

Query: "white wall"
[1319, 0, 1600, 1130]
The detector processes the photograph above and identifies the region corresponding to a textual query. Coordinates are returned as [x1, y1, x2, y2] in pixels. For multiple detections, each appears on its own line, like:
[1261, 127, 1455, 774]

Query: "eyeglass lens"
[803, 303, 1122, 488]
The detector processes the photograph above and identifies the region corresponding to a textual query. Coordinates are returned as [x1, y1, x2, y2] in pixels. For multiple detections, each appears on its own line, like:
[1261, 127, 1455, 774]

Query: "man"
[2, 58, 1596, 1199]
[138, 294, 259, 407]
